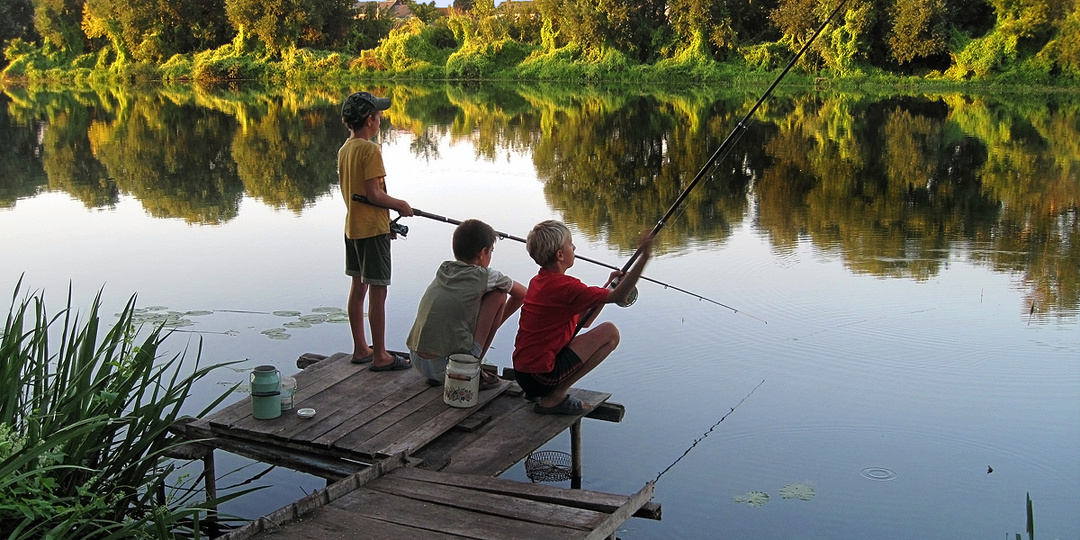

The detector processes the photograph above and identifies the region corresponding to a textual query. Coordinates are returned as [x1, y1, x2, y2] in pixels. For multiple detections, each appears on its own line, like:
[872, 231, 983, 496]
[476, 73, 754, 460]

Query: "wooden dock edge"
[215, 451, 410, 540]
[298, 355, 627, 423]
[585, 481, 656, 540]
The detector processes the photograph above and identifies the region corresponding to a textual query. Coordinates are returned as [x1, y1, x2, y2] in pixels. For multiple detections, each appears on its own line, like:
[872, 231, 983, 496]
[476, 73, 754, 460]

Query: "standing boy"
[406, 219, 527, 386]
[512, 220, 654, 415]
[339, 91, 413, 371]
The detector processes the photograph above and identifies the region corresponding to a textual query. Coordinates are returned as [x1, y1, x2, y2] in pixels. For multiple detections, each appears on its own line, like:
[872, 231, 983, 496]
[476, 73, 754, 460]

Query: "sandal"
[534, 394, 591, 415]
[369, 353, 411, 372]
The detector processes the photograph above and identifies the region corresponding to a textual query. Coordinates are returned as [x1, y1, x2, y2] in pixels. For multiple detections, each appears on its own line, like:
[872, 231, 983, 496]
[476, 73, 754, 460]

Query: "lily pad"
[283, 321, 312, 329]
[779, 483, 815, 501]
[266, 332, 291, 340]
[261, 328, 288, 335]
[145, 306, 169, 311]
[732, 491, 770, 507]
[184, 310, 214, 316]
[299, 314, 328, 324]
[311, 306, 344, 313]
[326, 312, 350, 323]
[273, 310, 303, 317]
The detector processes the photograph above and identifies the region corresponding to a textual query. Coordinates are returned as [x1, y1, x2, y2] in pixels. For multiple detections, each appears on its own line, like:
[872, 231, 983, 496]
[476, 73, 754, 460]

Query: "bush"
[446, 39, 534, 79]
[0, 279, 247, 538]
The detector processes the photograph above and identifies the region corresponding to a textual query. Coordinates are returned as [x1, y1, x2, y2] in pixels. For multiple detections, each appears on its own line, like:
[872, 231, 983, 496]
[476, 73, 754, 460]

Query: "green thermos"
[250, 365, 281, 419]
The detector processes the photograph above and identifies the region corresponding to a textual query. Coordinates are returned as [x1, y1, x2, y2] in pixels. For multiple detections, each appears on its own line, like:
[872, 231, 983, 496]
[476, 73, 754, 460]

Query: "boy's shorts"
[411, 342, 483, 382]
[514, 347, 584, 399]
[345, 234, 391, 286]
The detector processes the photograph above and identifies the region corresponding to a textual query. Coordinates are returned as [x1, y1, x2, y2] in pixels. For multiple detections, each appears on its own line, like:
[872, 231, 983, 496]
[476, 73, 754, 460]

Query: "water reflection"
[1, 83, 1077, 316]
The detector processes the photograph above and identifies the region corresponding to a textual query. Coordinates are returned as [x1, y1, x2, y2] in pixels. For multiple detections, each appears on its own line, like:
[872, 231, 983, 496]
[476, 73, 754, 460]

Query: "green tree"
[32, 0, 85, 54]
[406, 0, 442, 24]
[225, 0, 351, 54]
[888, 0, 949, 65]
[348, 2, 394, 52]
[81, 0, 230, 63]
[0, 0, 36, 60]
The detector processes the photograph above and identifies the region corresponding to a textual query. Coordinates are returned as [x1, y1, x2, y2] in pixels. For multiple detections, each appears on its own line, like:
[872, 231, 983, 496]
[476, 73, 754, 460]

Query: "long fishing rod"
[351, 194, 756, 316]
[575, 0, 850, 333]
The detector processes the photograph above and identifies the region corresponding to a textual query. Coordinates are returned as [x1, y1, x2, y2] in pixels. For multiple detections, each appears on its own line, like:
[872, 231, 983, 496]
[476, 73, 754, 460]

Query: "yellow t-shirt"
[338, 137, 389, 239]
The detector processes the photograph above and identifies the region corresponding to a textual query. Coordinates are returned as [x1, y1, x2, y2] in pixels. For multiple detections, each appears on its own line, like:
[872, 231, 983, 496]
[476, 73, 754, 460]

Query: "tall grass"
[0, 279, 242, 538]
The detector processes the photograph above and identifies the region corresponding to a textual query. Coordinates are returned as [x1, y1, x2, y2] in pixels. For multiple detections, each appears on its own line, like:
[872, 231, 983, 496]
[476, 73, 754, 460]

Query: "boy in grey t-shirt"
[406, 219, 527, 385]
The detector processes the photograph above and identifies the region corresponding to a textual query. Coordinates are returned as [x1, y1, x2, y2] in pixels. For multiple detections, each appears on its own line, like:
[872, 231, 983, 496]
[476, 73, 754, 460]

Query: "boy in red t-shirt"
[512, 220, 653, 415]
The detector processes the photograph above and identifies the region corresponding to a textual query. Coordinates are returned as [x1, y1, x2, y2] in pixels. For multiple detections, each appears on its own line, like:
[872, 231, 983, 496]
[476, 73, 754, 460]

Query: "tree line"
[1, 0, 1078, 83]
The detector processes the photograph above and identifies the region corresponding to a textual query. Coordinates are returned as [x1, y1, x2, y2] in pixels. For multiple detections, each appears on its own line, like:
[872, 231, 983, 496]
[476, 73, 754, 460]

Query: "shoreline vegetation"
[1, 0, 1077, 89]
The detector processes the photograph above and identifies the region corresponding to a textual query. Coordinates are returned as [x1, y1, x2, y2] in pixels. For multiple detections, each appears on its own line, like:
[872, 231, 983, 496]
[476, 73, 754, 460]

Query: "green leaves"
[0, 279, 237, 538]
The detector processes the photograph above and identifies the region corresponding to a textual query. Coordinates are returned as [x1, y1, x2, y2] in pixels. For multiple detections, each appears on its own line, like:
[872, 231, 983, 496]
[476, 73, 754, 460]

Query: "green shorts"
[345, 234, 391, 286]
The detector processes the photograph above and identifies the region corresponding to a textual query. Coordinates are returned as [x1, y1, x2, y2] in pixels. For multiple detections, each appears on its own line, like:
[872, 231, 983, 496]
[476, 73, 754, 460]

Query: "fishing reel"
[611, 277, 639, 308]
[390, 218, 409, 238]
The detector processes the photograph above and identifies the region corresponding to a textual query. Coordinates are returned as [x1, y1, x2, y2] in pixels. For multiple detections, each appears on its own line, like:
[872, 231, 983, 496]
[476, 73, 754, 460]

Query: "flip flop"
[534, 395, 591, 415]
[350, 354, 374, 365]
[369, 352, 411, 372]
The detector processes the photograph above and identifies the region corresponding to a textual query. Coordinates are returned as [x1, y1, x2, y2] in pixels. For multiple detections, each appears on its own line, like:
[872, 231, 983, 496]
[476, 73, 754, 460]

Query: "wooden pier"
[169, 352, 661, 539]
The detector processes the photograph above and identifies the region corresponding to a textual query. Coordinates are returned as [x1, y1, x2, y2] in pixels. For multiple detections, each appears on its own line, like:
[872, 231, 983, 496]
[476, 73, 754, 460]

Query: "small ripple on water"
[861, 467, 898, 481]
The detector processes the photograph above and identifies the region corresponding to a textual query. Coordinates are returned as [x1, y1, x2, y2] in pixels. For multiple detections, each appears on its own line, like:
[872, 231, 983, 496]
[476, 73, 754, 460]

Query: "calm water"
[1, 82, 1077, 539]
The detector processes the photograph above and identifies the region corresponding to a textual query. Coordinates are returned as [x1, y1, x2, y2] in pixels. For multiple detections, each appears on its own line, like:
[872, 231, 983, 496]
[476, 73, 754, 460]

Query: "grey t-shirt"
[406, 260, 513, 357]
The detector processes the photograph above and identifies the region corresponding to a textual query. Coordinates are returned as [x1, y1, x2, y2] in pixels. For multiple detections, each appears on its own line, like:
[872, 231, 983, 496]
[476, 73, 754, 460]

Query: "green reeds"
[0, 278, 242, 538]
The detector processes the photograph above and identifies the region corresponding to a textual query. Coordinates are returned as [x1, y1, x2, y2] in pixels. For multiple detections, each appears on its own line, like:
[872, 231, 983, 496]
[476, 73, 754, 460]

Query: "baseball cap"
[342, 91, 391, 124]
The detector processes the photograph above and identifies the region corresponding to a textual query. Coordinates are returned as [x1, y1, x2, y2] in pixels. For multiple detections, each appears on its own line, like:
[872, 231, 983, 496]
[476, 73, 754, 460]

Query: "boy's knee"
[599, 321, 620, 345]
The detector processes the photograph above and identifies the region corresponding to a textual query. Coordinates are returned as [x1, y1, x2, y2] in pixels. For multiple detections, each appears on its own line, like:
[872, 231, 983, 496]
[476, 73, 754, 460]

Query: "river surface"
[1, 81, 1077, 539]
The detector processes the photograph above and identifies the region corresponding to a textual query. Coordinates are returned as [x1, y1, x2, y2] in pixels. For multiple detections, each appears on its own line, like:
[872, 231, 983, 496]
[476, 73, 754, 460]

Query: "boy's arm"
[499, 281, 527, 326]
[364, 176, 413, 216]
[605, 233, 654, 306]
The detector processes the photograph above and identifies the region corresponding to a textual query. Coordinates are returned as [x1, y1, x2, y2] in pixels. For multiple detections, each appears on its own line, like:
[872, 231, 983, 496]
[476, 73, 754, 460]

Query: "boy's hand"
[398, 203, 414, 217]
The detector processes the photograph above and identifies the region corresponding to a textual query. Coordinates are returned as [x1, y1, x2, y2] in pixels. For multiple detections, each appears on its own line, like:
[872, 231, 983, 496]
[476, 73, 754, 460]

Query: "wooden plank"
[251, 506, 464, 540]
[219, 452, 408, 540]
[347, 388, 450, 455]
[583, 482, 656, 540]
[367, 475, 604, 530]
[279, 370, 430, 445]
[443, 389, 611, 476]
[204, 353, 354, 432]
[373, 380, 510, 457]
[333, 487, 582, 540]
[390, 467, 662, 521]
[410, 392, 532, 470]
[226, 361, 379, 436]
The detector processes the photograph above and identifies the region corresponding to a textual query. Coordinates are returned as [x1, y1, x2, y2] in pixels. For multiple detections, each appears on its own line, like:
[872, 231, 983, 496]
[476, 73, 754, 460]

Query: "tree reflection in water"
[1, 82, 1076, 316]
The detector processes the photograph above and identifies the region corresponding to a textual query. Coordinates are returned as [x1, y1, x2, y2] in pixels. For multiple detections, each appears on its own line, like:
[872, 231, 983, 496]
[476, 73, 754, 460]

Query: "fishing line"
[574, 0, 851, 334]
[653, 379, 765, 485]
[350, 194, 757, 316]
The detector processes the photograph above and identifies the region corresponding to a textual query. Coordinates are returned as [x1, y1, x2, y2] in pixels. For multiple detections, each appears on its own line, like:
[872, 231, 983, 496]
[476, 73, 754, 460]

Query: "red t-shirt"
[512, 269, 610, 373]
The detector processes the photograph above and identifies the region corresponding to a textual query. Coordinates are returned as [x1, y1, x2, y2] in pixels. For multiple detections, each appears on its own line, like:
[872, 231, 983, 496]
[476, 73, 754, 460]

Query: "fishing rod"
[351, 194, 755, 316]
[574, 0, 850, 333]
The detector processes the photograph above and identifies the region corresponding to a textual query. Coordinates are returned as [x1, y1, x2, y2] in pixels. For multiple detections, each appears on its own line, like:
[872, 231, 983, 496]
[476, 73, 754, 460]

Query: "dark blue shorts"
[515, 347, 584, 398]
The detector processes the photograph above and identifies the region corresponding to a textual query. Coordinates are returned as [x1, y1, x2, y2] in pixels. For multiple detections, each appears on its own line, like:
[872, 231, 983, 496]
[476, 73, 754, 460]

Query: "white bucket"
[443, 353, 480, 408]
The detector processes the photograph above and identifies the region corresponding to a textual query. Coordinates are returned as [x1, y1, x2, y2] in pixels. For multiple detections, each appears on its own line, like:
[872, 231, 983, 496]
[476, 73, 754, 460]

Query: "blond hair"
[526, 220, 571, 267]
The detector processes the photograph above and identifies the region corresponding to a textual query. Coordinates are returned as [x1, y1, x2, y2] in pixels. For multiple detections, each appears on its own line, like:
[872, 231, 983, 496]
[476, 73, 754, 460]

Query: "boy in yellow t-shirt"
[339, 91, 413, 371]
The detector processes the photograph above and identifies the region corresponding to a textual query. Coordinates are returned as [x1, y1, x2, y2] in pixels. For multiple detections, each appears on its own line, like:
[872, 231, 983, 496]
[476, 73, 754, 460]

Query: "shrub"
[0, 279, 247, 538]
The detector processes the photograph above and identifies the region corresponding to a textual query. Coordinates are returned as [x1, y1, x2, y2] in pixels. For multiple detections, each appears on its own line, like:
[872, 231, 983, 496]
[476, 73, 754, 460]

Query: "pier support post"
[204, 449, 219, 535]
[570, 419, 582, 489]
